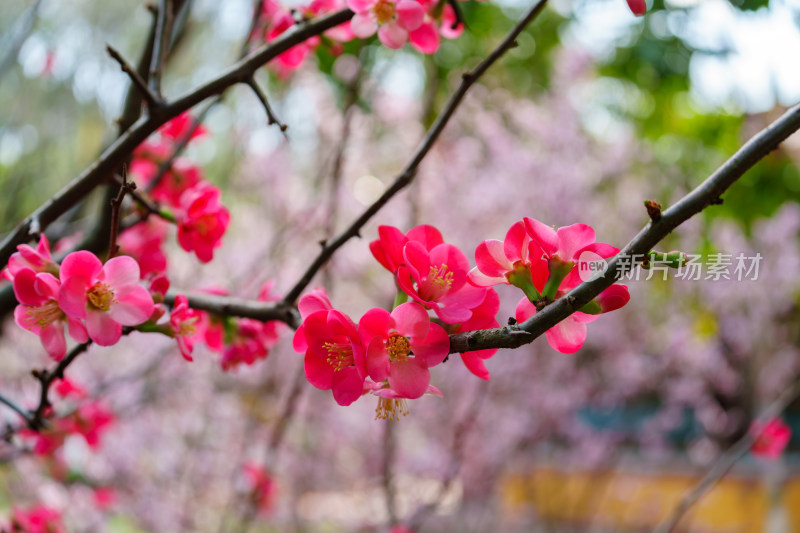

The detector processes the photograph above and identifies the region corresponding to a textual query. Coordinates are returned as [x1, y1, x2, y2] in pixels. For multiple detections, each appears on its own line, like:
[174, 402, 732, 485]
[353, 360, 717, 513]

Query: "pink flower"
[439, 4, 464, 39]
[54, 378, 87, 399]
[626, 0, 646, 16]
[13, 270, 88, 361]
[468, 220, 549, 299]
[8, 505, 65, 533]
[515, 283, 630, 354]
[92, 487, 117, 511]
[408, 19, 440, 54]
[58, 251, 155, 346]
[358, 302, 449, 402]
[170, 295, 202, 361]
[396, 242, 486, 323]
[348, 0, 425, 49]
[751, 418, 792, 460]
[130, 155, 203, 208]
[242, 463, 277, 513]
[370, 224, 443, 274]
[117, 219, 168, 278]
[455, 288, 500, 380]
[4, 235, 57, 281]
[158, 112, 207, 141]
[220, 319, 273, 371]
[176, 183, 230, 263]
[294, 305, 365, 406]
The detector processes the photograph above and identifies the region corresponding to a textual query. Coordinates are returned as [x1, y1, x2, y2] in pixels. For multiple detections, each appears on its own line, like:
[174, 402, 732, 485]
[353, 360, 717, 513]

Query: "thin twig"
[282, 0, 550, 304]
[149, 0, 174, 99]
[164, 291, 300, 327]
[111, 174, 175, 223]
[29, 340, 94, 429]
[0, 394, 32, 425]
[106, 44, 162, 109]
[246, 77, 288, 132]
[108, 172, 136, 259]
[654, 380, 800, 533]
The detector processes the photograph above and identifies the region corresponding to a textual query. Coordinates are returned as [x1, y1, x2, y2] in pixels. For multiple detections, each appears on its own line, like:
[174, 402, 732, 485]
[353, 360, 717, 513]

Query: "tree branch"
[282, 0, 549, 304]
[0, 393, 32, 425]
[149, 0, 174, 100]
[0, 8, 355, 269]
[29, 340, 94, 430]
[654, 380, 800, 533]
[247, 77, 288, 132]
[106, 44, 162, 109]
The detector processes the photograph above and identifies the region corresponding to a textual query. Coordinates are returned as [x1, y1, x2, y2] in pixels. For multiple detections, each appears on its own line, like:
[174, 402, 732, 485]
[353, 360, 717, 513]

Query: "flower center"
[372, 0, 396, 25]
[24, 300, 63, 329]
[385, 333, 410, 361]
[324, 341, 354, 371]
[87, 282, 116, 312]
[178, 316, 198, 337]
[421, 264, 454, 301]
[375, 397, 409, 421]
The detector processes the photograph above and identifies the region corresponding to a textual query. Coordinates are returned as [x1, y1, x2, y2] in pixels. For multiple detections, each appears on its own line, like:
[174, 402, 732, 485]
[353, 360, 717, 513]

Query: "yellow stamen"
[375, 397, 409, 421]
[372, 0, 396, 24]
[385, 333, 410, 361]
[87, 282, 116, 311]
[24, 300, 63, 329]
[324, 341, 353, 371]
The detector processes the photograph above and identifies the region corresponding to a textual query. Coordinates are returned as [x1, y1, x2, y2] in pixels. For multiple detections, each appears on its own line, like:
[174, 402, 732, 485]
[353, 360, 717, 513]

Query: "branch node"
[644, 199, 662, 222]
[710, 197, 724, 205]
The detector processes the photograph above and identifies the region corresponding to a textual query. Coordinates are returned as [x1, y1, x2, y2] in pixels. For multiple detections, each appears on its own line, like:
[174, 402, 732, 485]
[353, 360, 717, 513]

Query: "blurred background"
[2, 0, 800, 531]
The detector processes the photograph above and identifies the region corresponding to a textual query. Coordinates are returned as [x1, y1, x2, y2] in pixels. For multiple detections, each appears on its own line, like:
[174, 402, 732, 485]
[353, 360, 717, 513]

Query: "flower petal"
[410, 322, 449, 367]
[58, 276, 89, 319]
[86, 310, 122, 346]
[395, 0, 424, 30]
[406, 225, 443, 250]
[544, 316, 587, 354]
[61, 251, 103, 283]
[108, 285, 154, 325]
[350, 12, 378, 38]
[409, 21, 439, 54]
[388, 358, 430, 399]
[101, 256, 141, 290]
[523, 217, 559, 257]
[40, 322, 67, 361]
[331, 366, 365, 406]
[460, 352, 490, 380]
[391, 302, 429, 339]
[377, 21, 408, 49]
[475, 239, 511, 278]
[557, 223, 596, 261]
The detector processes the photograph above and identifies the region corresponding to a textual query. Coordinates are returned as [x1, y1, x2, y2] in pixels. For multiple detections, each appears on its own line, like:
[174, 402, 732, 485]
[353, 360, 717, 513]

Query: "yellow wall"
[503, 467, 799, 532]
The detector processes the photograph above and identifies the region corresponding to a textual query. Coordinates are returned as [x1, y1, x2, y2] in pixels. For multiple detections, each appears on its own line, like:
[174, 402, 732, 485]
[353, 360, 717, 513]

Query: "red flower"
[751, 418, 791, 460]
[176, 184, 231, 263]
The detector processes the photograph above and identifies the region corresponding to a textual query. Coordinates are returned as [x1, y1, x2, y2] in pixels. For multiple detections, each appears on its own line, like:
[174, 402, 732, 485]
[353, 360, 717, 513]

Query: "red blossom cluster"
[127, 113, 230, 265]
[1, 505, 65, 533]
[294, 220, 630, 419]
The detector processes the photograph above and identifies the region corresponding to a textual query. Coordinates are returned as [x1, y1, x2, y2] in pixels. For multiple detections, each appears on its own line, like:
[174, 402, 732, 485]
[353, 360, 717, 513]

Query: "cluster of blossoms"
[251, 0, 464, 71]
[19, 378, 114, 459]
[126, 112, 230, 265]
[1, 504, 66, 533]
[241, 463, 277, 513]
[6, 236, 155, 359]
[193, 282, 285, 371]
[294, 219, 630, 419]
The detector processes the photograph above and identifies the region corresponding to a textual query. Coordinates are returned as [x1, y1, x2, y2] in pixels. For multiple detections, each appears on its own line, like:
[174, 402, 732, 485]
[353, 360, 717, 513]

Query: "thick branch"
[0, 8, 354, 269]
[283, 0, 549, 304]
[164, 291, 300, 328]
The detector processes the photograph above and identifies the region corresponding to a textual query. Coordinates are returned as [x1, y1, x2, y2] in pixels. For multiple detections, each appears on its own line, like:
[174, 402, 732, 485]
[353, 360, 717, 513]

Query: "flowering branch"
[29, 340, 94, 430]
[449, 99, 800, 353]
[0, 8, 355, 269]
[654, 379, 800, 533]
[283, 0, 550, 304]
